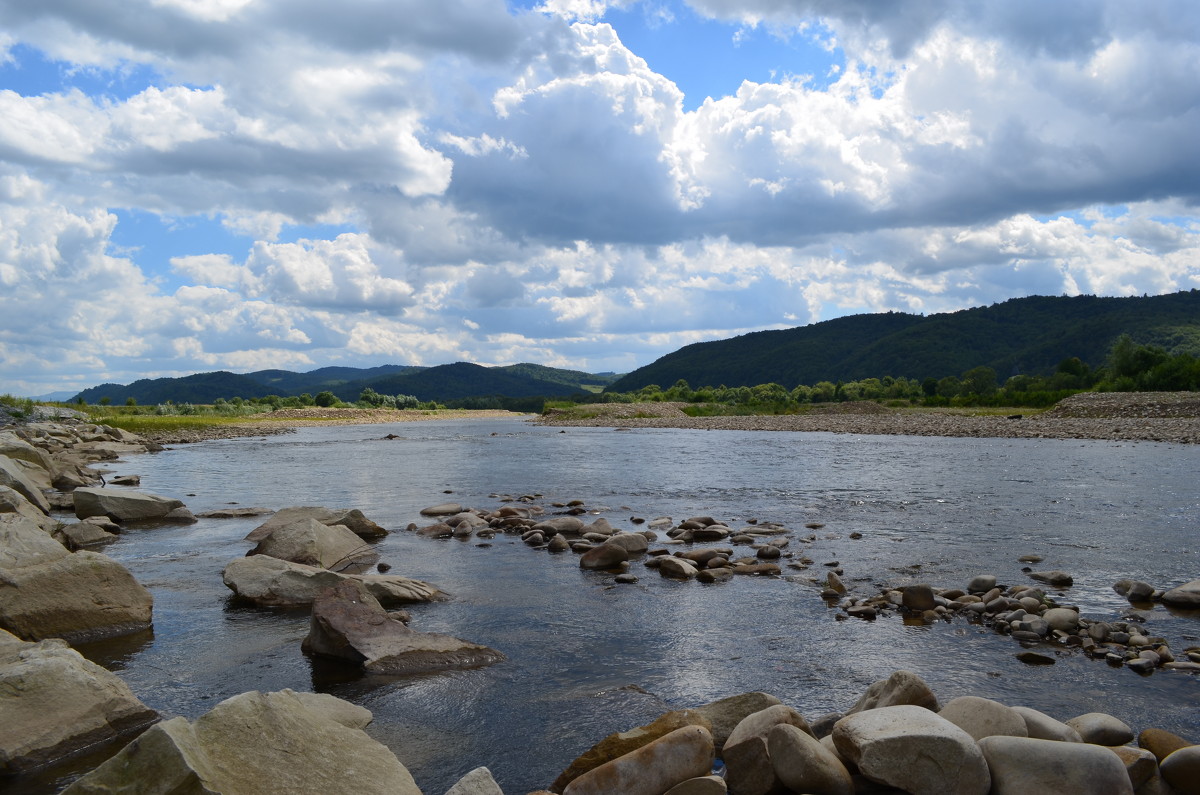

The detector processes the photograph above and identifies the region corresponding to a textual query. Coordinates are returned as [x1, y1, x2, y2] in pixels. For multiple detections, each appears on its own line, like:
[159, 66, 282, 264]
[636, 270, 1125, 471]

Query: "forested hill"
[607, 290, 1200, 392]
[72, 363, 618, 405]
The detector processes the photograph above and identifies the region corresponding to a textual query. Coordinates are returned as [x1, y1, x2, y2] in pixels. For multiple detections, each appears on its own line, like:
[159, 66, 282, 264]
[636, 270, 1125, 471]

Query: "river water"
[23, 418, 1200, 793]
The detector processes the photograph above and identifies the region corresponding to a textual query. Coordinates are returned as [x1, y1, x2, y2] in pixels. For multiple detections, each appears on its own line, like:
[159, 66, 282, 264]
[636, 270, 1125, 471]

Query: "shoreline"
[535, 392, 1200, 445]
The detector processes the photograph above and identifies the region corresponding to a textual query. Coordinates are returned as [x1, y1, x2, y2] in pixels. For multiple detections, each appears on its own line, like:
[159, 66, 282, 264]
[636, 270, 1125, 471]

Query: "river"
[24, 417, 1200, 793]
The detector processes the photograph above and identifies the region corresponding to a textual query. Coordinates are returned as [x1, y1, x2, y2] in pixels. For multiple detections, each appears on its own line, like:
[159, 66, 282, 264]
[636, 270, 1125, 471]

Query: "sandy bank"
[535, 392, 1200, 444]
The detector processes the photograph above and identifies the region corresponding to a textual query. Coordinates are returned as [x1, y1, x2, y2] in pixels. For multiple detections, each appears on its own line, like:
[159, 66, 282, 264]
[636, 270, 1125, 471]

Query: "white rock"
[979, 735, 1133, 795]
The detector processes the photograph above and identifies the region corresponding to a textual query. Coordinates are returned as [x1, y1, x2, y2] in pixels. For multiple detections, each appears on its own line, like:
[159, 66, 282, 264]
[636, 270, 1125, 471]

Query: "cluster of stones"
[829, 571, 1200, 675]
[535, 669, 1200, 795]
[411, 498, 820, 583]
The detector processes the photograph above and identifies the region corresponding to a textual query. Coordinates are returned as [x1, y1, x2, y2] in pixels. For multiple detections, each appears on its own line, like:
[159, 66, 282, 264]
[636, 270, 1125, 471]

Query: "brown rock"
[551, 710, 712, 792]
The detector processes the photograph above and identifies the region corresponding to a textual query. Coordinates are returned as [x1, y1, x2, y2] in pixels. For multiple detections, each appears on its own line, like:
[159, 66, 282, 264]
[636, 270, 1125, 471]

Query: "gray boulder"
[692, 692, 782, 750]
[579, 542, 629, 570]
[0, 629, 158, 774]
[607, 533, 649, 554]
[247, 506, 388, 540]
[0, 486, 56, 531]
[302, 580, 503, 674]
[723, 705, 815, 795]
[446, 766, 504, 795]
[0, 455, 49, 514]
[248, 517, 379, 572]
[222, 555, 440, 607]
[847, 670, 940, 714]
[1162, 579, 1200, 609]
[1066, 712, 1134, 746]
[1011, 706, 1083, 742]
[979, 735, 1133, 794]
[767, 723, 854, 795]
[832, 705, 990, 795]
[1161, 745, 1200, 794]
[73, 487, 184, 523]
[63, 689, 422, 795]
[938, 696, 1028, 741]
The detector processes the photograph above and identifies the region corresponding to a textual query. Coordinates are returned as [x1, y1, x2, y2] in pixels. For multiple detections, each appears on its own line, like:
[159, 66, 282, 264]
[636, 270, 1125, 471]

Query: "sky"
[1, 0, 1199, 397]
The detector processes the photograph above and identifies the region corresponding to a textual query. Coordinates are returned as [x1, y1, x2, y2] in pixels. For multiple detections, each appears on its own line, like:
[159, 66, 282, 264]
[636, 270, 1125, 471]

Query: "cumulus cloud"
[1, 0, 1198, 394]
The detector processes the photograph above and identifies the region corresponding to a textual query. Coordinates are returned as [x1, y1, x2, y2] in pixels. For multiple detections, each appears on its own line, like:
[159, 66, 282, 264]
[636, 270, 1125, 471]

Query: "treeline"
[558, 335, 1200, 413]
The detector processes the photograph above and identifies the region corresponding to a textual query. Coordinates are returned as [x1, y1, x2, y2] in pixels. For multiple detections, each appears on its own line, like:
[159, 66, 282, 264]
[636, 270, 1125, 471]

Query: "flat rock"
[832, 705, 990, 795]
[979, 735, 1133, 795]
[73, 487, 184, 523]
[0, 630, 158, 774]
[421, 502, 464, 516]
[247, 506, 388, 540]
[197, 506, 274, 519]
[248, 517, 379, 572]
[938, 696, 1028, 741]
[62, 689, 422, 795]
[551, 709, 712, 793]
[561, 725, 714, 795]
[302, 580, 503, 674]
[223, 555, 440, 607]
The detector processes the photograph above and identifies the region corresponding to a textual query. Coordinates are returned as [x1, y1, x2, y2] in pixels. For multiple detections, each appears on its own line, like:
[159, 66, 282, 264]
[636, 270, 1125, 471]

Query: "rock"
[73, 487, 184, 523]
[658, 557, 699, 579]
[303, 580, 503, 674]
[1066, 712, 1134, 746]
[579, 542, 629, 570]
[692, 692, 782, 750]
[606, 533, 649, 554]
[967, 574, 997, 593]
[1119, 580, 1156, 602]
[551, 709, 712, 792]
[0, 629, 158, 774]
[533, 516, 586, 535]
[767, 723, 854, 795]
[63, 689, 422, 795]
[1016, 651, 1056, 665]
[0, 525, 153, 644]
[696, 568, 733, 583]
[446, 765, 504, 795]
[196, 506, 274, 518]
[723, 705, 815, 795]
[421, 502, 464, 516]
[247, 506, 388, 540]
[979, 735, 1133, 794]
[1110, 746, 1159, 789]
[902, 584, 936, 611]
[58, 522, 118, 549]
[0, 455, 50, 514]
[1042, 607, 1080, 631]
[1011, 706, 1083, 743]
[547, 533, 570, 552]
[663, 775, 726, 794]
[833, 705, 989, 795]
[1029, 570, 1074, 587]
[938, 696, 1028, 741]
[847, 670, 939, 714]
[561, 725, 714, 795]
[1162, 579, 1200, 609]
[222, 555, 440, 607]
[731, 563, 780, 576]
[0, 486, 55, 531]
[1161, 746, 1200, 794]
[1138, 727, 1193, 762]
[108, 474, 141, 486]
[248, 517, 379, 572]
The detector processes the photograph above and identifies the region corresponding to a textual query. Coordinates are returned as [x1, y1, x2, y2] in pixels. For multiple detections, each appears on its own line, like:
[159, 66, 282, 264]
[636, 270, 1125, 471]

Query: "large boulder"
[0, 517, 153, 643]
[1065, 712, 1134, 746]
[1162, 579, 1200, 609]
[552, 710, 712, 793]
[979, 735, 1133, 795]
[561, 726, 714, 795]
[846, 670, 940, 714]
[447, 766, 505, 795]
[767, 724, 854, 795]
[832, 705, 990, 795]
[1160, 746, 1200, 794]
[1012, 706, 1083, 743]
[723, 705, 815, 795]
[692, 692, 782, 750]
[302, 580, 503, 674]
[246, 506, 388, 541]
[938, 696, 1028, 741]
[579, 542, 629, 570]
[0, 486, 57, 531]
[0, 629, 158, 774]
[63, 689, 422, 795]
[248, 517, 379, 572]
[0, 455, 49, 514]
[222, 555, 440, 607]
[73, 487, 184, 523]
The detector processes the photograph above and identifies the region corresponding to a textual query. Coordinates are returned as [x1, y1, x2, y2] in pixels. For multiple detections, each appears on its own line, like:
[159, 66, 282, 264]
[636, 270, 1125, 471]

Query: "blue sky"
[1, 0, 1198, 396]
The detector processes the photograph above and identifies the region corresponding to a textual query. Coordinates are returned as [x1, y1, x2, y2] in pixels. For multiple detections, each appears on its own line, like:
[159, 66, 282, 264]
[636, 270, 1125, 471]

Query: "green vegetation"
[0, 394, 35, 418]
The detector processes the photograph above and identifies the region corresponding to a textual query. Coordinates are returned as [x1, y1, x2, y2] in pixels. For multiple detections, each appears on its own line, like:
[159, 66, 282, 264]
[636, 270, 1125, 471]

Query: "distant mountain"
[71, 362, 614, 405]
[608, 290, 1200, 392]
[32, 390, 78, 402]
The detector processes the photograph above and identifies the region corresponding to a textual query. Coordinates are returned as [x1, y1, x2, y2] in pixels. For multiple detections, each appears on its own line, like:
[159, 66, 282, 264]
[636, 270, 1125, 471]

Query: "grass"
[87, 414, 275, 433]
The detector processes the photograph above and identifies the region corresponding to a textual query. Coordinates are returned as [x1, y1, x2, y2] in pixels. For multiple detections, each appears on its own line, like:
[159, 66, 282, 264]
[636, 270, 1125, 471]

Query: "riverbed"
[26, 417, 1200, 793]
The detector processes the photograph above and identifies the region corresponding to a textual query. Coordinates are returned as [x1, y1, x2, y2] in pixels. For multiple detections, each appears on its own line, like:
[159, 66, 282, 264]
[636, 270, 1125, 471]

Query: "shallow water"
[17, 419, 1200, 793]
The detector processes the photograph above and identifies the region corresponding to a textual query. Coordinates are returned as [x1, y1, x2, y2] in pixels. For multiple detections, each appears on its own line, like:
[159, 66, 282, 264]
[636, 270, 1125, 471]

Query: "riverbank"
[536, 392, 1200, 444]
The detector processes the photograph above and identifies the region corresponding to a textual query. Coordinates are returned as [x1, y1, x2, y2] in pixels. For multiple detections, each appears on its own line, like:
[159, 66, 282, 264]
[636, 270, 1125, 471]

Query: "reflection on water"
[17, 419, 1200, 793]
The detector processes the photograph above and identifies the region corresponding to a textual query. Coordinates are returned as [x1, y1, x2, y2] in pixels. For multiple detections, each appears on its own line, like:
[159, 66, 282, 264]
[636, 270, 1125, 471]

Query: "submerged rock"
[302, 580, 503, 675]
[222, 555, 440, 607]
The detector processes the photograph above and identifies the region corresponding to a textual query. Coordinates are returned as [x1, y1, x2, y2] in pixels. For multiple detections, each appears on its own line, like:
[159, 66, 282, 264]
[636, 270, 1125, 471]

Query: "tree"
[125, 397, 137, 406]
[314, 391, 338, 407]
[960, 366, 998, 397]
